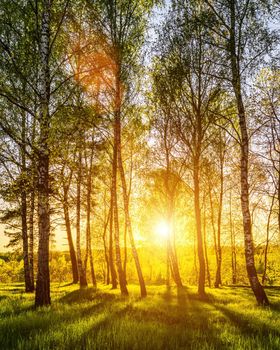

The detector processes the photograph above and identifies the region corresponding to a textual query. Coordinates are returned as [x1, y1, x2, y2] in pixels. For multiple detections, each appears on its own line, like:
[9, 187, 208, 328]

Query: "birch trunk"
[102, 204, 111, 285]
[21, 112, 33, 292]
[229, 0, 268, 305]
[63, 189, 79, 284]
[215, 137, 225, 288]
[28, 185, 35, 290]
[262, 196, 274, 285]
[76, 148, 87, 287]
[203, 194, 211, 287]
[112, 115, 128, 295]
[35, 0, 51, 307]
[109, 195, 117, 288]
[117, 138, 147, 297]
[229, 191, 237, 284]
[193, 154, 206, 297]
[86, 146, 96, 287]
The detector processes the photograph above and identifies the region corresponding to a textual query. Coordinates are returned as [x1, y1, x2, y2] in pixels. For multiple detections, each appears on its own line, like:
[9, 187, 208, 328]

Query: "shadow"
[3, 285, 280, 349]
[215, 303, 280, 339]
[121, 289, 229, 349]
[265, 286, 280, 301]
[162, 286, 173, 303]
[74, 305, 133, 349]
[0, 288, 24, 294]
[59, 282, 77, 287]
[186, 289, 212, 303]
[176, 286, 189, 308]
[59, 288, 118, 305]
[264, 286, 280, 290]
[59, 288, 97, 304]
[266, 301, 280, 312]
[0, 304, 35, 318]
[0, 300, 106, 349]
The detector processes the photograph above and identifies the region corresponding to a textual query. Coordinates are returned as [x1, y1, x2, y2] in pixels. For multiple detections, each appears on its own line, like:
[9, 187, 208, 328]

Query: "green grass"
[0, 283, 280, 349]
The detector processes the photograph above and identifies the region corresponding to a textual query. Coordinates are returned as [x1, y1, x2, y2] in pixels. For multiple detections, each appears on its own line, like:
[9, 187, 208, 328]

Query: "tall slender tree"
[205, 0, 273, 304]
[153, 1, 222, 296]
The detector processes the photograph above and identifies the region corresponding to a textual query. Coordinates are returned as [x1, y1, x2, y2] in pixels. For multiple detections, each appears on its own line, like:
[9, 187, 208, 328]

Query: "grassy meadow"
[0, 283, 280, 349]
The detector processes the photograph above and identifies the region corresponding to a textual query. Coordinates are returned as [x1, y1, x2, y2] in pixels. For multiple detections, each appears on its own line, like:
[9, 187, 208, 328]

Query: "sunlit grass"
[0, 283, 280, 349]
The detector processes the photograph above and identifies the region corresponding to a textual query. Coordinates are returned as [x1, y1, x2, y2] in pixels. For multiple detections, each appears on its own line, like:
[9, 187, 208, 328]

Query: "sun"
[155, 221, 170, 239]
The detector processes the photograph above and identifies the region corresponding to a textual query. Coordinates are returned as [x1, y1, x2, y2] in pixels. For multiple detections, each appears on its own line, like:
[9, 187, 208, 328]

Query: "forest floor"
[0, 283, 280, 349]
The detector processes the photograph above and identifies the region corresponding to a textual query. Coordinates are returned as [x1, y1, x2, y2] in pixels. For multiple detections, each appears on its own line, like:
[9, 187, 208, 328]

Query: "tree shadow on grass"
[162, 286, 173, 303]
[176, 287, 280, 348]
[4, 285, 279, 350]
[216, 306, 280, 338]
[71, 304, 134, 349]
[161, 286, 213, 311]
[59, 282, 78, 287]
[59, 287, 97, 304]
[0, 299, 110, 349]
[268, 301, 280, 312]
[264, 286, 280, 291]
[0, 287, 24, 294]
[265, 286, 280, 301]
[74, 287, 230, 350]
[0, 287, 123, 349]
[0, 304, 35, 318]
[213, 302, 280, 344]
[59, 287, 118, 305]
[176, 286, 187, 308]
